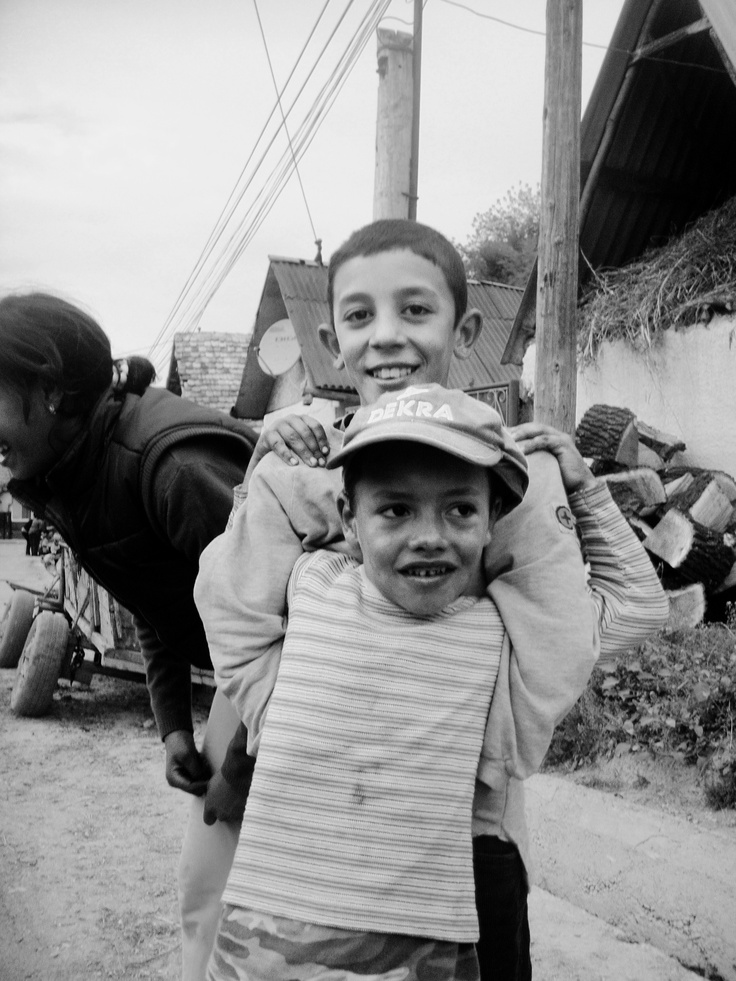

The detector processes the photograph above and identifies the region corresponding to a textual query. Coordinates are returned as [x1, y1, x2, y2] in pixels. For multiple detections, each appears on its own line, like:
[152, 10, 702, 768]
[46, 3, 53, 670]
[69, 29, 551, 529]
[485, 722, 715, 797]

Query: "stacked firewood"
[576, 404, 736, 631]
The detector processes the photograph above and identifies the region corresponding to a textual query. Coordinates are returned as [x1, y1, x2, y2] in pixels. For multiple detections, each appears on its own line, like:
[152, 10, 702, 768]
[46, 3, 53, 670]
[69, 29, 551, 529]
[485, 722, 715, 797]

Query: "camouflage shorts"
[206, 905, 480, 981]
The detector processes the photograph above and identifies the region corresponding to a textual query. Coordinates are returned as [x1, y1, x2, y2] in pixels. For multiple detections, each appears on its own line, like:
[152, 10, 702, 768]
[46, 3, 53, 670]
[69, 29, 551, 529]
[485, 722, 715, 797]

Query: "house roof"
[503, 0, 736, 364]
[233, 256, 522, 420]
[166, 331, 250, 414]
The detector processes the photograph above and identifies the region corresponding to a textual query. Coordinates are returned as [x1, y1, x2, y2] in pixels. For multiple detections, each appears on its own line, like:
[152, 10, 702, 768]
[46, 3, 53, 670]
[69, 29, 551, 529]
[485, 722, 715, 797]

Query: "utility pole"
[534, 0, 583, 434]
[407, 0, 423, 220]
[373, 29, 413, 220]
[372, 1, 423, 221]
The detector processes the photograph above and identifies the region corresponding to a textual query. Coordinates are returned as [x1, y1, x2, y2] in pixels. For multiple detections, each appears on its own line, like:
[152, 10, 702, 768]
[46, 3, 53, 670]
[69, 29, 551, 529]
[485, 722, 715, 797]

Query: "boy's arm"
[478, 428, 669, 788]
[193, 439, 346, 756]
[568, 480, 670, 661]
[479, 450, 598, 789]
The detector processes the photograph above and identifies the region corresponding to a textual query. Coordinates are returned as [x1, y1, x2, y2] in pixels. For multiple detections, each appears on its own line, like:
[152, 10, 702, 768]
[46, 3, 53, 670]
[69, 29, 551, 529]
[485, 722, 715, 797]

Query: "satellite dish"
[257, 318, 301, 376]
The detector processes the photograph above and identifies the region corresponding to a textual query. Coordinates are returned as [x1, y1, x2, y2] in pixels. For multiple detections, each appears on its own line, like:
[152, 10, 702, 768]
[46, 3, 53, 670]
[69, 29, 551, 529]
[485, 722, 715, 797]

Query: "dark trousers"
[473, 835, 532, 981]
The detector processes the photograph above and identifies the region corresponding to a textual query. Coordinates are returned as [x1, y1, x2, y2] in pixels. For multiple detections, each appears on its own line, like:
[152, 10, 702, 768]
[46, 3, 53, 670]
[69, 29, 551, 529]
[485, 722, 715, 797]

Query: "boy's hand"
[202, 769, 249, 825]
[509, 423, 598, 495]
[163, 729, 211, 796]
[247, 414, 330, 474]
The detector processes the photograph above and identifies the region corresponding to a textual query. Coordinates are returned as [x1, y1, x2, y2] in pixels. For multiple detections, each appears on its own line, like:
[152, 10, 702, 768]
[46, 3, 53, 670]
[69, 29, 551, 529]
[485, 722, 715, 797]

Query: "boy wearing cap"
[207, 386, 529, 981]
[194, 220, 668, 981]
[204, 385, 661, 981]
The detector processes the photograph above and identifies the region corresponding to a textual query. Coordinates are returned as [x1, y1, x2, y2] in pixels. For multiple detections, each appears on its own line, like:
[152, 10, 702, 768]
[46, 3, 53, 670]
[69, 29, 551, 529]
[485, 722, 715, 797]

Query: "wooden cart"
[2, 545, 212, 717]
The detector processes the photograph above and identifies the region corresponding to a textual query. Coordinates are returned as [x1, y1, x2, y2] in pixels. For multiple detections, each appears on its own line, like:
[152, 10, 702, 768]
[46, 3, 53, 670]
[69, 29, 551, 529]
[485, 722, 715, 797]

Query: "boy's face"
[339, 443, 499, 617]
[320, 249, 481, 405]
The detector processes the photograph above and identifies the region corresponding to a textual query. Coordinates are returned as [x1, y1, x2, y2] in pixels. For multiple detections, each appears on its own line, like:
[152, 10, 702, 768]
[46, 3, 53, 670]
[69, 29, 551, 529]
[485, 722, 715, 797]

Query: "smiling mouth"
[369, 366, 417, 381]
[401, 566, 453, 579]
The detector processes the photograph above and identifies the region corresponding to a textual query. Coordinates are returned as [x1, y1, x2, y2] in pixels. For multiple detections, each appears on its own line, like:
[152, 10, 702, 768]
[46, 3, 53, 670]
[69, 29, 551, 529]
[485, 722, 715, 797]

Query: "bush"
[545, 615, 736, 808]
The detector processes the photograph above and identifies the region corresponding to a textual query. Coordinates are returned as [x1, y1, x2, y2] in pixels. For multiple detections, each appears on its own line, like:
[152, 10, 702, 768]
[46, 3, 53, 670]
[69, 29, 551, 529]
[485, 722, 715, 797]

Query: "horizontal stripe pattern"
[571, 484, 671, 659]
[225, 552, 505, 942]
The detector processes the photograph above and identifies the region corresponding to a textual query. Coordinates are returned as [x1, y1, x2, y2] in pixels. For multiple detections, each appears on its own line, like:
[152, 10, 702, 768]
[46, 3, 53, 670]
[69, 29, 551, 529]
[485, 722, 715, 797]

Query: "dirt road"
[0, 542, 703, 981]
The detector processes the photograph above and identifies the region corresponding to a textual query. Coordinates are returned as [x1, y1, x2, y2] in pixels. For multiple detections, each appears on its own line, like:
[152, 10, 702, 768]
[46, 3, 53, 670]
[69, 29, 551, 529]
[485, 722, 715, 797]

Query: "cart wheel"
[11, 612, 70, 717]
[0, 589, 36, 669]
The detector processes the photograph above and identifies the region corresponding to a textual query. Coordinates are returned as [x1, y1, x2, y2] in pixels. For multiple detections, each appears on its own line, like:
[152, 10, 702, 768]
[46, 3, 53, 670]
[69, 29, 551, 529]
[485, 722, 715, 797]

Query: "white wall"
[576, 314, 736, 475]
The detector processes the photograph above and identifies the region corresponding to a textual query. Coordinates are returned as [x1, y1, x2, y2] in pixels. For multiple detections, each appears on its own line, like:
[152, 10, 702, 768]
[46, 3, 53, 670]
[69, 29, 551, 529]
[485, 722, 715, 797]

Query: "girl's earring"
[47, 403, 57, 415]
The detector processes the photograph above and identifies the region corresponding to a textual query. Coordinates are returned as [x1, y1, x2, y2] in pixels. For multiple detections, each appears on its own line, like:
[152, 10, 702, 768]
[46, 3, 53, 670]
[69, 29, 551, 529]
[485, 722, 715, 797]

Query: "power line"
[439, 0, 730, 72]
[253, 0, 319, 245]
[147, 0, 339, 360]
[150, 0, 391, 366]
[151, 1, 374, 357]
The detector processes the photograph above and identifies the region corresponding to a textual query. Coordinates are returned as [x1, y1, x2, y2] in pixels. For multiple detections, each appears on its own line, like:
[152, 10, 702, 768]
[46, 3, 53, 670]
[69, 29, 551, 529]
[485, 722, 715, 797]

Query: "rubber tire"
[0, 589, 35, 669]
[11, 612, 70, 717]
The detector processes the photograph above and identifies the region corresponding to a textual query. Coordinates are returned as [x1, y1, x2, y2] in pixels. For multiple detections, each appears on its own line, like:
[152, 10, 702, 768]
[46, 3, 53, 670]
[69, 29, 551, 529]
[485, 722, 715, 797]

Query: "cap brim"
[327, 423, 504, 471]
[327, 423, 529, 515]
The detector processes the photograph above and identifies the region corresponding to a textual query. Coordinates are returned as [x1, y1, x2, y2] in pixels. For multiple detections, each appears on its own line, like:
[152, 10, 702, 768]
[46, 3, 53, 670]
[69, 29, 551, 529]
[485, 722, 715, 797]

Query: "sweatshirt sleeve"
[133, 611, 194, 738]
[137, 438, 250, 742]
[194, 437, 348, 756]
[478, 465, 669, 789]
[568, 480, 670, 660]
[477, 450, 599, 789]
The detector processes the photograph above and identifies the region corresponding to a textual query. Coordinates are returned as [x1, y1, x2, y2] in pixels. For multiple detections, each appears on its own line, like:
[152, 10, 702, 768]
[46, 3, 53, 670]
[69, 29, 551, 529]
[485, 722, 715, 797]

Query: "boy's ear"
[453, 308, 483, 361]
[485, 494, 505, 546]
[318, 323, 345, 371]
[336, 491, 359, 549]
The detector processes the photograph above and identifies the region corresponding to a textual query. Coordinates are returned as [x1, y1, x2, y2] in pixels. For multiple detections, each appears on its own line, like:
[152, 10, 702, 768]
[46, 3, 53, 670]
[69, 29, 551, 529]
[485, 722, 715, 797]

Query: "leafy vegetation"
[546, 609, 736, 809]
[455, 182, 539, 287]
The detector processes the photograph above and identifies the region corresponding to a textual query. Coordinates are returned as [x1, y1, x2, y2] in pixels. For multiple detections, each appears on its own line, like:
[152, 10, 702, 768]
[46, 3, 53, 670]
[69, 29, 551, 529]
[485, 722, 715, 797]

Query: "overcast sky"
[0, 0, 624, 374]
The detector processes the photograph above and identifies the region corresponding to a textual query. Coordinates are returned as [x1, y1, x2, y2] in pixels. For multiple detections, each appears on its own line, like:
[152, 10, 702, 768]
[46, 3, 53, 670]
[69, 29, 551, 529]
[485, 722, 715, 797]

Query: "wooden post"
[407, 0, 423, 220]
[373, 29, 413, 220]
[534, 0, 583, 434]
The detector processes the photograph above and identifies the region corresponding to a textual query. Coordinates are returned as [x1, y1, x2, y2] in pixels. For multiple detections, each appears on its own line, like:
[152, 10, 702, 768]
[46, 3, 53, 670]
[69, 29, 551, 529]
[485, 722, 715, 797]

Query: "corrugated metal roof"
[167, 331, 249, 413]
[463, 281, 523, 390]
[504, 0, 736, 364]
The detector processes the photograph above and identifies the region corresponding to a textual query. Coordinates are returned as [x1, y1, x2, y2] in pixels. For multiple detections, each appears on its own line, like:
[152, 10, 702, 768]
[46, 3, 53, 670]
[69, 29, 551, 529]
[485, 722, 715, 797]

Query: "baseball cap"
[327, 384, 529, 513]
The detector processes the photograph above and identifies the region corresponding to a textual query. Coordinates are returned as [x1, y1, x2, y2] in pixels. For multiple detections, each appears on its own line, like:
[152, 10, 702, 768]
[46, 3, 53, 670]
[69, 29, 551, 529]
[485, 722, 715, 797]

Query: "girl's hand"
[509, 422, 597, 495]
[247, 414, 331, 478]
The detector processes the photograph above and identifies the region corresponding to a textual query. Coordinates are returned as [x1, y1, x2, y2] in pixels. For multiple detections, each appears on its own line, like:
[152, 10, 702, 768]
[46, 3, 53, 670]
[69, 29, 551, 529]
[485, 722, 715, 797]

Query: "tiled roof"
[167, 332, 250, 413]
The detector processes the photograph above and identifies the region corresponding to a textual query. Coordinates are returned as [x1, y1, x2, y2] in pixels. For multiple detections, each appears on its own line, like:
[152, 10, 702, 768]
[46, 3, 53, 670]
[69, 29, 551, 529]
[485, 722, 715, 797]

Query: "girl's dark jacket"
[10, 386, 256, 750]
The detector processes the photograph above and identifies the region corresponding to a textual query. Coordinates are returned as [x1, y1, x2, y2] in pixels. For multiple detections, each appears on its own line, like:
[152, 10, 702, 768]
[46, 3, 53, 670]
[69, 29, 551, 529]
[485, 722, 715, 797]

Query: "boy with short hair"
[194, 219, 669, 981]
[207, 386, 530, 981]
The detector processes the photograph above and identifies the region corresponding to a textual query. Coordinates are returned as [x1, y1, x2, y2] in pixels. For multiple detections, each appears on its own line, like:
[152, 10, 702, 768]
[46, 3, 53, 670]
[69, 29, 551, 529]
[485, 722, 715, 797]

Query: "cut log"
[713, 559, 736, 594]
[635, 421, 686, 462]
[662, 472, 694, 500]
[602, 468, 666, 519]
[576, 405, 639, 468]
[710, 470, 736, 504]
[688, 486, 734, 533]
[643, 509, 735, 591]
[666, 471, 735, 532]
[664, 583, 706, 631]
[629, 515, 655, 541]
[638, 442, 665, 471]
[664, 466, 736, 503]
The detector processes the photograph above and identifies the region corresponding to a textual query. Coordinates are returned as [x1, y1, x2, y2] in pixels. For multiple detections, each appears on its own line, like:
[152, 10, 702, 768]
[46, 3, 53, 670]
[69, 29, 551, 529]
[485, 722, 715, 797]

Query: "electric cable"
[149, 0, 343, 357]
[150, 0, 391, 365]
[253, 0, 319, 244]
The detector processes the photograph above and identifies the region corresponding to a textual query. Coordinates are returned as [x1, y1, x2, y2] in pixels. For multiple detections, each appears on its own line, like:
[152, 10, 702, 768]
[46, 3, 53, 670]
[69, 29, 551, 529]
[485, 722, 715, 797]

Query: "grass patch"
[545, 614, 736, 809]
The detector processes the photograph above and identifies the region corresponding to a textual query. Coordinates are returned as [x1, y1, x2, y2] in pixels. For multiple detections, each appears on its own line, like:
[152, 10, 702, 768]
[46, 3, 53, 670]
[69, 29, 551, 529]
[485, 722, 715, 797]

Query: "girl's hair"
[326, 219, 468, 328]
[0, 292, 155, 419]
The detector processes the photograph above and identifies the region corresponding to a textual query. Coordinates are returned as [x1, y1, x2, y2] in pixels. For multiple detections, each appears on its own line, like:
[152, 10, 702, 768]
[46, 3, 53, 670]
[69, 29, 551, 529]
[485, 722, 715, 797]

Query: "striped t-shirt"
[224, 551, 506, 942]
